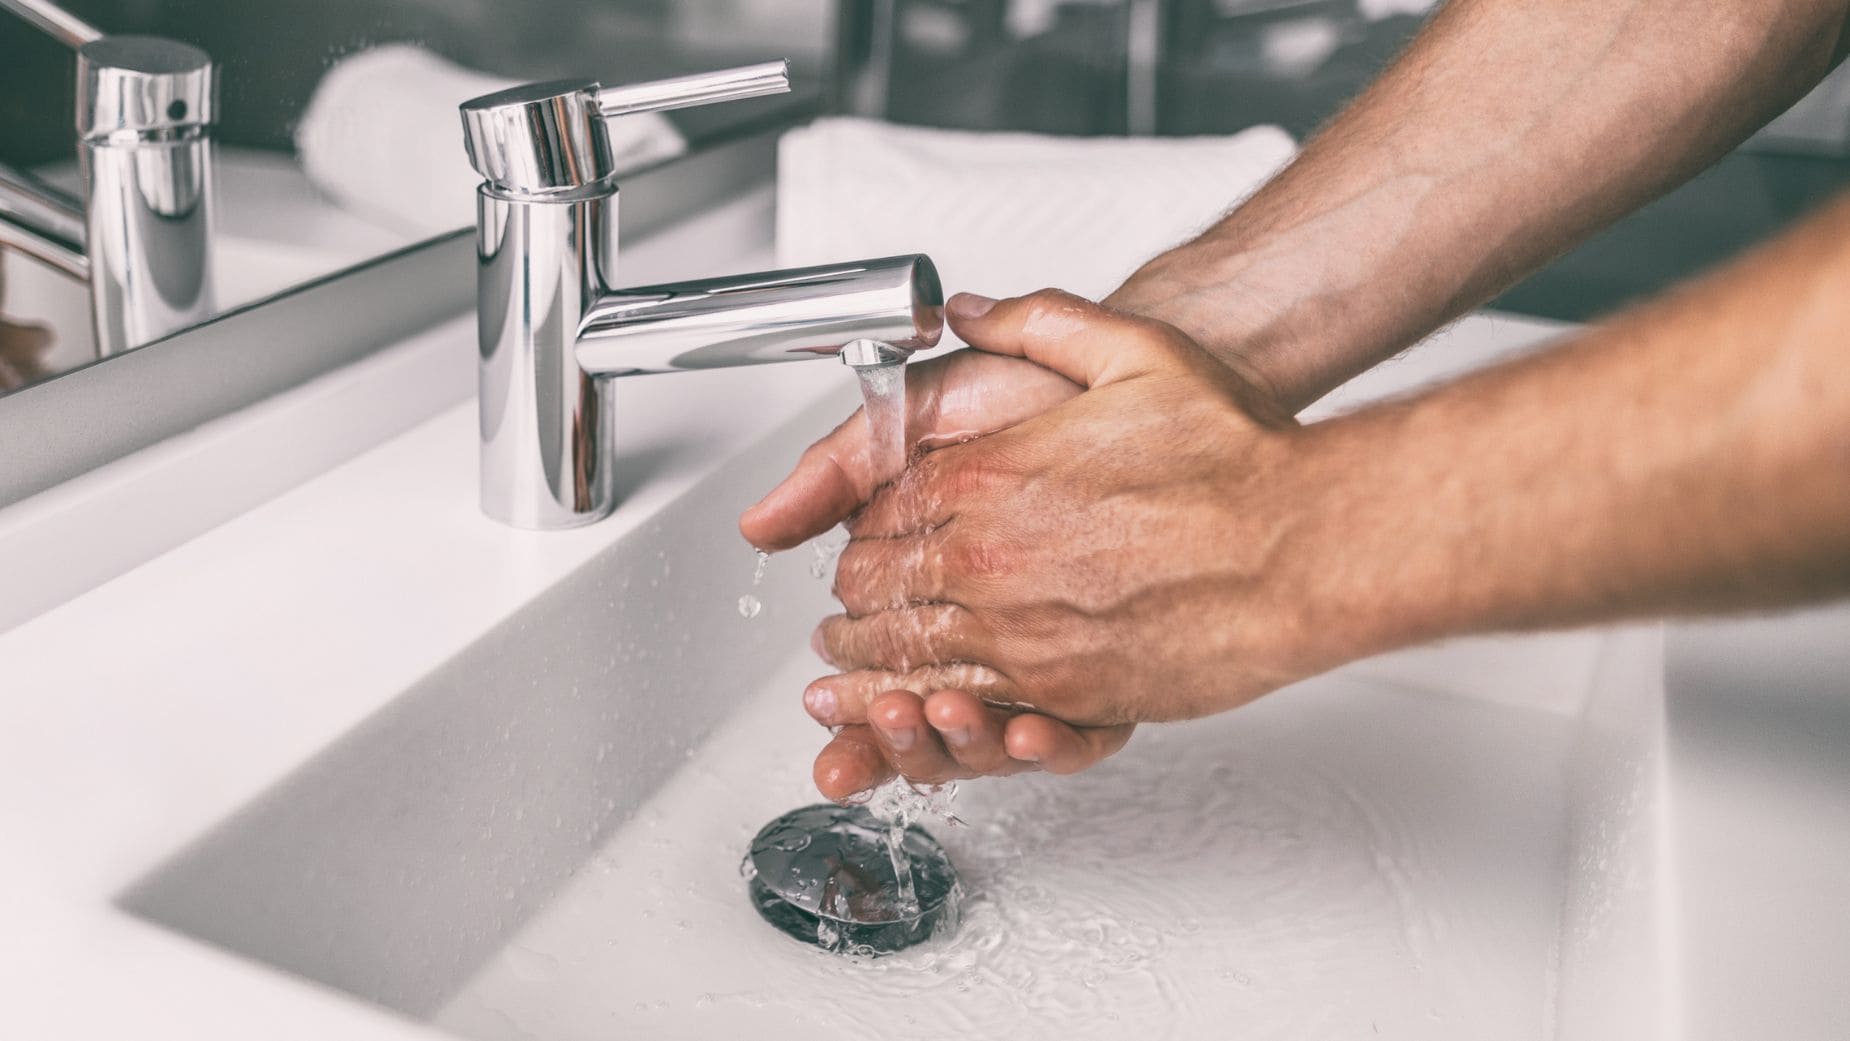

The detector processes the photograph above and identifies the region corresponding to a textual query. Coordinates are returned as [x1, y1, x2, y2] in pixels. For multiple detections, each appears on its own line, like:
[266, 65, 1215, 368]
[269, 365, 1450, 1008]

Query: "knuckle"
[832, 543, 872, 590]
[1021, 287, 1082, 314]
[869, 620, 915, 671]
[932, 451, 1010, 503]
[801, 428, 850, 469]
[828, 572, 858, 610]
[1124, 320, 1182, 358]
[818, 615, 850, 655]
[945, 533, 1016, 583]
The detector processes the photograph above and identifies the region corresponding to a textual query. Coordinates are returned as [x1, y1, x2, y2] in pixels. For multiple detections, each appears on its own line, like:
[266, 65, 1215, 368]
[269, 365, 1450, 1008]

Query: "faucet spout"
[574, 256, 941, 377]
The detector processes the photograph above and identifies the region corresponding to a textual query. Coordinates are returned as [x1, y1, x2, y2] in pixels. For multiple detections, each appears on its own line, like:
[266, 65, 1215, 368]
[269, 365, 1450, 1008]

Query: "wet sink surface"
[432, 644, 1579, 1041]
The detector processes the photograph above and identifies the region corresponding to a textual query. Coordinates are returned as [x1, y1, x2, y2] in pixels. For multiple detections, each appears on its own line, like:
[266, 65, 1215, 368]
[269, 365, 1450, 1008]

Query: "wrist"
[1113, 255, 1272, 379]
[1254, 410, 1458, 675]
[1111, 245, 1358, 415]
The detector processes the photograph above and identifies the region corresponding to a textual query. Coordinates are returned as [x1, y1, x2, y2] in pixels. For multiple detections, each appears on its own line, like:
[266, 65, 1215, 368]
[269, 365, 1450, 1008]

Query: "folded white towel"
[777, 118, 1296, 345]
[295, 45, 687, 237]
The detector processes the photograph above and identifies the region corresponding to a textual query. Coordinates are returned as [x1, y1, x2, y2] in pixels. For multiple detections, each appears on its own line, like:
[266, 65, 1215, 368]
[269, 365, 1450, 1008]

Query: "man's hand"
[821, 194, 1850, 801]
[741, 345, 1147, 801]
[800, 290, 1336, 797]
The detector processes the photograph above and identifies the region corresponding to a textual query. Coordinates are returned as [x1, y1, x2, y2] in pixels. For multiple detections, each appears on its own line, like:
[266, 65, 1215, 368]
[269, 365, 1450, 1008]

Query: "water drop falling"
[737, 549, 770, 621]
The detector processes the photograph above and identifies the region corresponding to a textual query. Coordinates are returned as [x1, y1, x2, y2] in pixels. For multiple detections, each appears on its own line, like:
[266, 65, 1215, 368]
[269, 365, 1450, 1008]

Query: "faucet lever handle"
[462, 61, 791, 196]
[596, 61, 790, 119]
[0, 0, 103, 48]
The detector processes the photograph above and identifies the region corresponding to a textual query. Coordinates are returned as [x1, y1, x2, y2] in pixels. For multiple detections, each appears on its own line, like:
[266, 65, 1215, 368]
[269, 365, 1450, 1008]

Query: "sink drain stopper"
[744, 803, 959, 955]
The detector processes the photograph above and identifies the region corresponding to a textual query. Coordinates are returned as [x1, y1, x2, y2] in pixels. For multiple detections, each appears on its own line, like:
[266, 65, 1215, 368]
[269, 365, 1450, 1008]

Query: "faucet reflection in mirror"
[0, 0, 217, 361]
[461, 60, 943, 530]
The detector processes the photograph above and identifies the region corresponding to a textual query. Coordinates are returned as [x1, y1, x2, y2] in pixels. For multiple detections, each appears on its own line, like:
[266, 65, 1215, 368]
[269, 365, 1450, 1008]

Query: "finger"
[947, 289, 1177, 389]
[817, 606, 995, 673]
[740, 349, 1079, 551]
[868, 691, 966, 785]
[1004, 714, 1136, 776]
[842, 446, 976, 540]
[803, 662, 1017, 727]
[832, 527, 952, 617]
[813, 725, 897, 802]
[924, 690, 1036, 775]
[739, 409, 874, 553]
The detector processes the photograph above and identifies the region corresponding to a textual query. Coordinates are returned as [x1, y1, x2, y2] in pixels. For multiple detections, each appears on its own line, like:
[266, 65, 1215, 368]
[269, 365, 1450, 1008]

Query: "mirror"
[0, 0, 832, 394]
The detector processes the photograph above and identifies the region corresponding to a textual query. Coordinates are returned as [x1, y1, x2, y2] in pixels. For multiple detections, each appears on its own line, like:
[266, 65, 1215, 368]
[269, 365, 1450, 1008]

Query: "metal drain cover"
[744, 803, 959, 955]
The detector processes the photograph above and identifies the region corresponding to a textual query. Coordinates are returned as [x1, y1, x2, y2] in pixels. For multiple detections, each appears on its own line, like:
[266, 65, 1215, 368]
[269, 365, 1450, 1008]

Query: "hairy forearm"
[1272, 191, 1850, 669]
[1112, 0, 1850, 412]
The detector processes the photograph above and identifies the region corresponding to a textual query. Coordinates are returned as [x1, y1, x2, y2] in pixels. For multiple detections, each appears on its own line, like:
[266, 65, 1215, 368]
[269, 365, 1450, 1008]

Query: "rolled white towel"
[777, 118, 1296, 347]
[295, 44, 687, 237]
[1356, 0, 1439, 19]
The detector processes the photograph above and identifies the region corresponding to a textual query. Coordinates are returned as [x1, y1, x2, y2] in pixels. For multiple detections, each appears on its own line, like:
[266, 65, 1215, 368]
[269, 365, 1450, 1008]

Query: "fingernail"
[810, 629, 834, 666]
[804, 685, 837, 720]
[941, 727, 970, 748]
[881, 723, 917, 751]
[947, 293, 997, 320]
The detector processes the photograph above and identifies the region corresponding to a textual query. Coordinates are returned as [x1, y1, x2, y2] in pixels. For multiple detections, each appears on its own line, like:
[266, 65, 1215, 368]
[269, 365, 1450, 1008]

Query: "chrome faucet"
[459, 62, 942, 530]
[0, 0, 217, 356]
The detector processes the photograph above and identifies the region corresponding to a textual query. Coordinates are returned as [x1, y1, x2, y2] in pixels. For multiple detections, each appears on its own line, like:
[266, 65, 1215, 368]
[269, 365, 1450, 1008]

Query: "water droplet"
[737, 594, 762, 619]
[765, 824, 812, 852]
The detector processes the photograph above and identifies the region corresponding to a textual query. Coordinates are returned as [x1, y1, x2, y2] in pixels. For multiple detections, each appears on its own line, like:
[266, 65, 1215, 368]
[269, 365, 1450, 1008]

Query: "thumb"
[946, 289, 1178, 389]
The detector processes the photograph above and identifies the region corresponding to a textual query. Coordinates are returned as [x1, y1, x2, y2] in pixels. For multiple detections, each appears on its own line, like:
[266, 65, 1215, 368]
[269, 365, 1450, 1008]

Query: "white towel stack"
[777, 117, 1296, 344]
[295, 45, 687, 237]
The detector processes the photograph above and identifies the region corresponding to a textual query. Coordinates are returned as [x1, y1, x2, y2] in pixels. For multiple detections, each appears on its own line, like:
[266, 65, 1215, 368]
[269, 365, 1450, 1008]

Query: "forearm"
[1113, 0, 1850, 412]
[1274, 192, 1850, 670]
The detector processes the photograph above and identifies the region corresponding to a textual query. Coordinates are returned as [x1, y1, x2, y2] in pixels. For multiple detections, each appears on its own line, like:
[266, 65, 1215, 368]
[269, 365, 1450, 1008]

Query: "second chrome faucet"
[0, 0, 218, 357]
[460, 61, 941, 530]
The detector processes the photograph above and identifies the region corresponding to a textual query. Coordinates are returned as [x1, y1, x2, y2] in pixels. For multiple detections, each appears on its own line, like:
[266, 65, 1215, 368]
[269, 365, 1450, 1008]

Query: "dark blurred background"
[6, 0, 1850, 322]
[0, 0, 828, 163]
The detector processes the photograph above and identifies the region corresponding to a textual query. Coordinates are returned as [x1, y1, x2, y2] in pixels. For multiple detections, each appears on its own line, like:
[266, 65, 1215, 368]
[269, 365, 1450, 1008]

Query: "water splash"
[851, 779, 965, 922]
[810, 530, 849, 580]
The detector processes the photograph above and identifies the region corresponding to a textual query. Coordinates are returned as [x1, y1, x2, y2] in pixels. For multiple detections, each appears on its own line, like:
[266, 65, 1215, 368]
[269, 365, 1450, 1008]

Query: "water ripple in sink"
[435, 650, 1571, 1041]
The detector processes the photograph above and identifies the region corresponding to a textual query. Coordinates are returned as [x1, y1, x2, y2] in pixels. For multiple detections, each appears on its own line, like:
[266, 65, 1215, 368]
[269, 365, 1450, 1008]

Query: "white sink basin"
[105, 324, 1675, 1039]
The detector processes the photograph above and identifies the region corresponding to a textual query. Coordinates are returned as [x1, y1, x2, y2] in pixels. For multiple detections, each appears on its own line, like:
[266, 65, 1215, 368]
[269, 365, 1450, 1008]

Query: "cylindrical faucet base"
[476, 185, 621, 529]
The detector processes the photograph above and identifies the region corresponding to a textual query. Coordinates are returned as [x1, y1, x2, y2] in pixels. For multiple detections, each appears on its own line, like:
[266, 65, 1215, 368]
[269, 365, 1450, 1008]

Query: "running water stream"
[740, 360, 957, 932]
[855, 361, 909, 486]
[851, 360, 932, 920]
